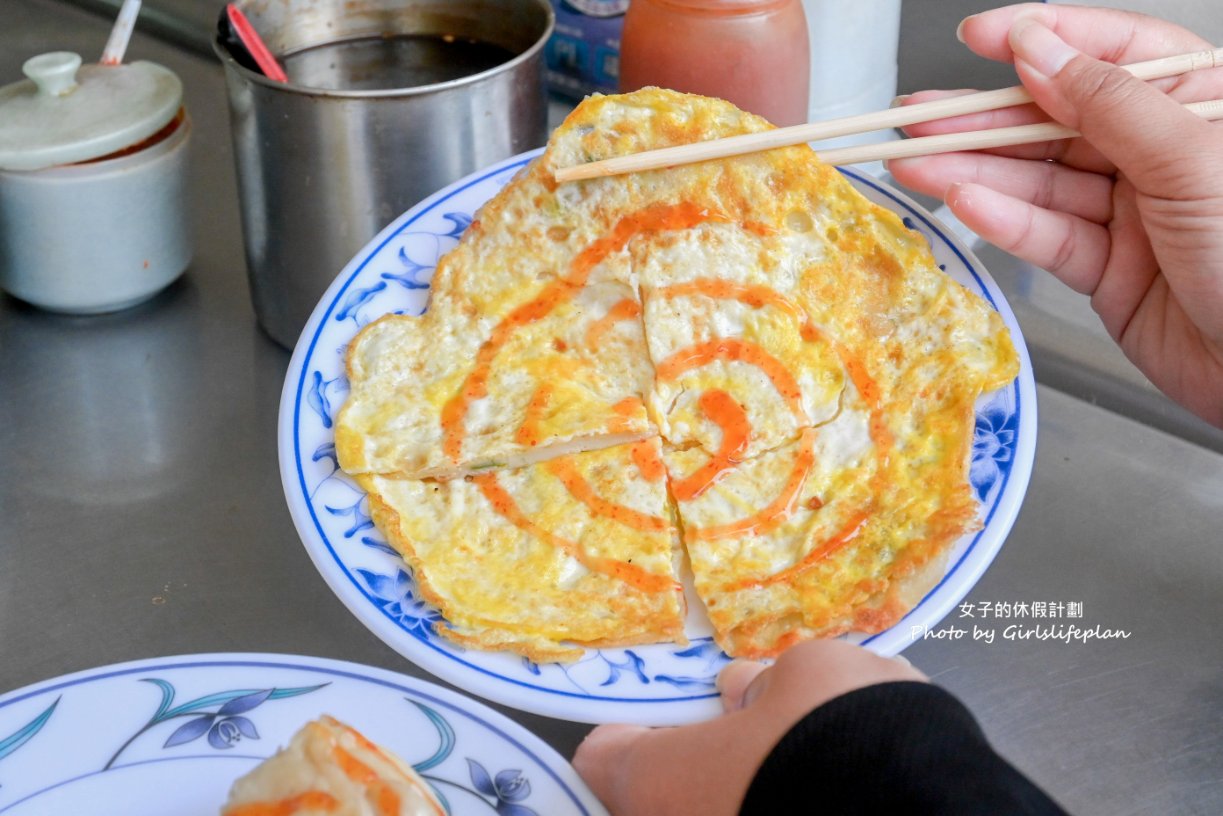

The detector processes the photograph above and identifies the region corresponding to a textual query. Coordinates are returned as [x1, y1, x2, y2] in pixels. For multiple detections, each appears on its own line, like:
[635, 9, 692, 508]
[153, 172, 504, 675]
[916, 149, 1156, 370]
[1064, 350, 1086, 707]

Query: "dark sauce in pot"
[282, 34, 519, 91]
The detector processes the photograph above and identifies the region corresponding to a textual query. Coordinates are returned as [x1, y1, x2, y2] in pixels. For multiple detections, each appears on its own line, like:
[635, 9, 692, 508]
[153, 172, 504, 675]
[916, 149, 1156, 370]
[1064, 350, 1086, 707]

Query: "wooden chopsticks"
[553, 46, 1223, 183]
[816, 98, 1223, 166]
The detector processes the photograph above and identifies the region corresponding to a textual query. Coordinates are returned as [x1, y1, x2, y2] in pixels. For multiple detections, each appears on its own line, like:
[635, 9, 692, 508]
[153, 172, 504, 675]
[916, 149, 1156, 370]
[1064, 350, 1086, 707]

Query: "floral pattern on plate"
[0, 653, 603, 816]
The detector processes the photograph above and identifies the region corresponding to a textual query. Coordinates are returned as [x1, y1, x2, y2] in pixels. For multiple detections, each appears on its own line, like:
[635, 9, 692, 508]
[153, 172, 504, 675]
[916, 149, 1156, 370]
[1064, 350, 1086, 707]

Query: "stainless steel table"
[3, 1, 1221, 813]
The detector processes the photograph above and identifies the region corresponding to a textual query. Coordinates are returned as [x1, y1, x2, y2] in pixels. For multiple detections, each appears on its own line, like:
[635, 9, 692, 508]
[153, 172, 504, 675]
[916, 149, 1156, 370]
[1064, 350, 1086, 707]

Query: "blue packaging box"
[546, 0, 627, 100]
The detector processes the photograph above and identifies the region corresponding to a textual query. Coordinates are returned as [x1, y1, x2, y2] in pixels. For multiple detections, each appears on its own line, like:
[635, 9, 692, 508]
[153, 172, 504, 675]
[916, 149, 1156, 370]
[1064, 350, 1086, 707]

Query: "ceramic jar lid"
[0, 51, 183, 171]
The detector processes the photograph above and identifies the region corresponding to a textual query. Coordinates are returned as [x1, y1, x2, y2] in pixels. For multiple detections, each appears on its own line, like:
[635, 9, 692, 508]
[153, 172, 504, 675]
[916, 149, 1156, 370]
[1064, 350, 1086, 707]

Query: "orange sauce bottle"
[619, 0, 810, 126]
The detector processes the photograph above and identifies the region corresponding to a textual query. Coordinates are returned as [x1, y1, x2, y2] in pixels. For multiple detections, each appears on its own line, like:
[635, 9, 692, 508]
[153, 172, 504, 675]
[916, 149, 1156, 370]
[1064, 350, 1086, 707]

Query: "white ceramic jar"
[0, 52, 192, 314]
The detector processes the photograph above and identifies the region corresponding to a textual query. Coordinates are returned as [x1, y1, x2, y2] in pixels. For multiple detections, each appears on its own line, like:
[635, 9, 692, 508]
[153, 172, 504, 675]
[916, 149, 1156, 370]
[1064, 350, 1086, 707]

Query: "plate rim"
[0, 651, 605, 815]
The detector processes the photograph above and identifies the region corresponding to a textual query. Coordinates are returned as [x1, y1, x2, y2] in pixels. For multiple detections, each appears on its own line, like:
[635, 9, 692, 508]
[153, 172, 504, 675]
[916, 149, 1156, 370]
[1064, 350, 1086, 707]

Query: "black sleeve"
[740, 681, 1069, 815]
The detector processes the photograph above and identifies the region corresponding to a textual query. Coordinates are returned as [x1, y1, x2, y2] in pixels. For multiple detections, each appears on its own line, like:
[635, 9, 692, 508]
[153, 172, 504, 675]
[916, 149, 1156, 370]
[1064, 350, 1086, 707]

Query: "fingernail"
[955, 15, 974, 44]
[1009, 18, 1078, 78]
[889, 94, 910, 109]
[946, 181, 971, 209]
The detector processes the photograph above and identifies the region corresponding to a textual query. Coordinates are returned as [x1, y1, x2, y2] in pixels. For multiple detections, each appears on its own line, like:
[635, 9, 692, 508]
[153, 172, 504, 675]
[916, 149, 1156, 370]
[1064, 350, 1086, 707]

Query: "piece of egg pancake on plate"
[336, 257, 656, 480]
[635, 221, 847, 461]
[222, 716, 444, 816]
[358, 438, 686, 663]
[667, 325, 1012, 659]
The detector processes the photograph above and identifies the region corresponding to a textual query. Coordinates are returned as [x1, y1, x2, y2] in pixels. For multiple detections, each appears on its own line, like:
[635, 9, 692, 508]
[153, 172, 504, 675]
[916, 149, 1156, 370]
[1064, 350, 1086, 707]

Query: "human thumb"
[572, 724, 649, 805]
[1007, 17, 1220, 197]
[715, 659, 769, 712]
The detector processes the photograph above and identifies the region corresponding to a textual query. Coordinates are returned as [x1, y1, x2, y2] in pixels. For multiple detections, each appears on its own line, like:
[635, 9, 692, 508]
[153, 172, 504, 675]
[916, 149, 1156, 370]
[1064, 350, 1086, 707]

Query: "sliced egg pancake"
[337, 270, 656, 479]
[636, 222, 846, 459]
[359, 438, 686, 662]
[222, 717, 444, 816]
[335, 87, 1021, 663]
[670, 371, 969, 658]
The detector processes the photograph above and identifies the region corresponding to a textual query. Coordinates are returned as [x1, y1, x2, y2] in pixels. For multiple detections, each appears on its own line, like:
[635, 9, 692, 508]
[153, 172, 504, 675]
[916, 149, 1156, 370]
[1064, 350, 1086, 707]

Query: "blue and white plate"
[0, 653, 604, 815]
[279, 150, 1037, 726]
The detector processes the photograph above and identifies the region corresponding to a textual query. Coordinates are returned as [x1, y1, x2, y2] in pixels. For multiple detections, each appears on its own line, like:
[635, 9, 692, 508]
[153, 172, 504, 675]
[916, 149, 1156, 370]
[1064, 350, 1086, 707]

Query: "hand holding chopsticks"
[816, 97, 1223, 168]
[905, 11, 1223, 430]
[553, 46, 1223, 183]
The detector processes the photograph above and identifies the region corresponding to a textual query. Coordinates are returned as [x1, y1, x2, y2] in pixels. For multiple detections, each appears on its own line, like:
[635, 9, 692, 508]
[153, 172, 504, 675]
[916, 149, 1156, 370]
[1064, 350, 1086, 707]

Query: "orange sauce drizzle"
[546, 458, 668, 532]
[557, 391, 670, 506]
[741, 220, 777, 237]
[840, 351, 893, 450]
[670, 390, 750, 501]
[515, 384, 554, 447]
[330, 718, 392, 763]
[657, 278, 802, 319]
[474, 474, 678, 593]
[721, 508, 871, 591]
[225, 791, 340, 816]
[688, 430, 816, 541]
[331, 721, 444, 816]
[656, 277, 820, 343]
[442, 201, 725, 462]
[330, 744, 371, 781]
[631, 441, 666, 482]
[373, 785, 401, 816]
[655, 338, 808, 422]
[585, 297, 641, 347]
[609, 396, 644, 433]
[334, 746, 400, 816]
[703, 337, 889, 584]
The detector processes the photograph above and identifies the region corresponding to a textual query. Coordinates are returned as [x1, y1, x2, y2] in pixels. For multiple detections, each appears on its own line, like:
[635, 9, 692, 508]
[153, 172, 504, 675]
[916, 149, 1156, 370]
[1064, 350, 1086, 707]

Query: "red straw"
[226, 4, 288, 83]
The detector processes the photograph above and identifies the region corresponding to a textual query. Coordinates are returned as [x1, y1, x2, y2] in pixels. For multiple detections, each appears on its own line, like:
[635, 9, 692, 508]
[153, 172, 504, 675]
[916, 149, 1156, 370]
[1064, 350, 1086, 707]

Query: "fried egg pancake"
[360, 439, 686, 662]
[222, 716, 444, 816]
[335, 87, 1020, 661]
[337, 269, 655, 479]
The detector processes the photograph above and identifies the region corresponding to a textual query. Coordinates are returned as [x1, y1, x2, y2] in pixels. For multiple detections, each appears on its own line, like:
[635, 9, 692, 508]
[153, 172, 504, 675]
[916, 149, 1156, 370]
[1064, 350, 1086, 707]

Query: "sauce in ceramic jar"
[619, 0, 809, 126]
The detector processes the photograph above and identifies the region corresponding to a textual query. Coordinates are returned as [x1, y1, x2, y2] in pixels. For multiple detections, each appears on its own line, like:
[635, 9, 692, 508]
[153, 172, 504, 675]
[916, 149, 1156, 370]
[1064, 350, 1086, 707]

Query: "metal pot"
[214, 0, 554, 349]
